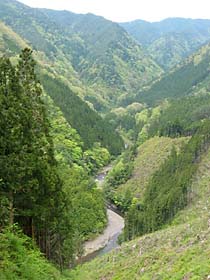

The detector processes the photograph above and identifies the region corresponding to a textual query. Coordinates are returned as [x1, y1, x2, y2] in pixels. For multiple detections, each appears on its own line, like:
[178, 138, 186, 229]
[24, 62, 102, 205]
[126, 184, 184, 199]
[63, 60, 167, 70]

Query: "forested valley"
[0, 0, 210, 279]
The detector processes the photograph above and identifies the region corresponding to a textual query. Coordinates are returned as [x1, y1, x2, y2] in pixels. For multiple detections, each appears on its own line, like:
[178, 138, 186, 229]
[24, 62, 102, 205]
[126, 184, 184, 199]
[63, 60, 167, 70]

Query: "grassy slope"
[67, 146, 210, 280]
[116, 136, 188, 200]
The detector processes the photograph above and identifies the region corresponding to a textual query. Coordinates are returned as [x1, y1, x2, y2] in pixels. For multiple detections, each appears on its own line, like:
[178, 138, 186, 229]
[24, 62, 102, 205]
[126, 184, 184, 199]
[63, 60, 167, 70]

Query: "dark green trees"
[0, 49, 63, 263]
[40, 74, 124, 155]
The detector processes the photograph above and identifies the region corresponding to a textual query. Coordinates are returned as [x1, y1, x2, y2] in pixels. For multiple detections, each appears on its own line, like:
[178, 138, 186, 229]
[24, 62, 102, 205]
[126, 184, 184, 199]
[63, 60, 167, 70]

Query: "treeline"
[40, 74, 124, 155]
[0, 49, 107, 276]
[124, 120, 210, 240]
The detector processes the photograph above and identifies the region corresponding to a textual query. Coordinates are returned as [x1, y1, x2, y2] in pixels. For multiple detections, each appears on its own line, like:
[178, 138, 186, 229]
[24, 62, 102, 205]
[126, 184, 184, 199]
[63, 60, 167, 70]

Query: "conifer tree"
[0, 49, 66, 264]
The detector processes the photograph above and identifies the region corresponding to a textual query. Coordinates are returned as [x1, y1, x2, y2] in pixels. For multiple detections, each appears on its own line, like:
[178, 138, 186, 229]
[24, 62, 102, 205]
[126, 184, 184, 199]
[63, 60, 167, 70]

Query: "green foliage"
[104, 147, 136, 211]
[118, 43, 210, 108]
[136, 104, 167, 145]
[104, 103, 145, 142]
[0, 50, 109, 270]
[40, 74, 124, 155]
[114, 137, 188, 207]
[0, 21, 27, 57]
[43, 95, 84, 166]
[0, 49, 70, 266]
[57, 163, 107, 241]
[43, 95, 108, 258]
[83, 143, 110, 175]
[106, 160, 133, 187]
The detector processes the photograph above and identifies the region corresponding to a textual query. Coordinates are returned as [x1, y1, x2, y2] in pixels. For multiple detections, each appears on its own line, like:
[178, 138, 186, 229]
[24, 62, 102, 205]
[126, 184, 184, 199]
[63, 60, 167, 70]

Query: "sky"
[18, 0, 210, 22]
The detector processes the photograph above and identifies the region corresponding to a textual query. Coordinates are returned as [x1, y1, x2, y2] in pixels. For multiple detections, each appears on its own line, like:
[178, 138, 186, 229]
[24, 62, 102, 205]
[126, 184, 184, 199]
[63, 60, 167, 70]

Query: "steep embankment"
[67, 146, 210, 280]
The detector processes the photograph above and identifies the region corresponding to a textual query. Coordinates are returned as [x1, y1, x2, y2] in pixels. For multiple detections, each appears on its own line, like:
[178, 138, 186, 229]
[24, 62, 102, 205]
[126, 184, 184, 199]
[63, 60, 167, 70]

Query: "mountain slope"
[120, 18, 210, 69]
[40, 73, 124, 154]
[0, 0, 163, 110]
[128, 43, 210, 106]
[67, 145, 210, 280]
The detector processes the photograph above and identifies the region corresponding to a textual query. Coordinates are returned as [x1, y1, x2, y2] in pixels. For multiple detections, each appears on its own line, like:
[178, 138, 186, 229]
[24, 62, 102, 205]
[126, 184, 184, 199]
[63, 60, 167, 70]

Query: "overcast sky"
[18, 0, 210, 22]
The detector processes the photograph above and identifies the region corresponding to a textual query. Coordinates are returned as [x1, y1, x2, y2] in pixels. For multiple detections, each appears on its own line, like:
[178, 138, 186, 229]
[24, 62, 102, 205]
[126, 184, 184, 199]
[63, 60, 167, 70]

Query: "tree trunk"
[9, 191, 14, 226]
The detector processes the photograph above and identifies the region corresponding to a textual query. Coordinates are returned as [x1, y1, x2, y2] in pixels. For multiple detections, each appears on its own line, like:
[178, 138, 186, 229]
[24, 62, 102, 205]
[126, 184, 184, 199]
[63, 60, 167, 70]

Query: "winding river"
[78, 165, 124, 264]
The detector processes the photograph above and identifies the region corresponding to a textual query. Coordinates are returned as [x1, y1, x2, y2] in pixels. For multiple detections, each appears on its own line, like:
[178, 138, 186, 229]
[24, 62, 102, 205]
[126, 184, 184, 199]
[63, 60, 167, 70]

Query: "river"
[77, 165, 124, 264]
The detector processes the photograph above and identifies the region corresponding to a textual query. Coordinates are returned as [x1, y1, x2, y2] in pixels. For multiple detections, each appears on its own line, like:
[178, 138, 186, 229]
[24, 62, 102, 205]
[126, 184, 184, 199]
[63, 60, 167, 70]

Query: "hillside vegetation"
[0, 227, 66, 280]
[67, 145, 210, 280]
[108, 136, 188, 208]
[0, 21, 27, 55]
[40, 73, 124, 154]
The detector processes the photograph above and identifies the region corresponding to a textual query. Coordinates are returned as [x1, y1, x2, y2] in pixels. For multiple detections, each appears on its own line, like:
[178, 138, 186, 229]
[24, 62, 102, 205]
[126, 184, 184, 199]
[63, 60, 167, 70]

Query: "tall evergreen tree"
[0, 49, 65, 264]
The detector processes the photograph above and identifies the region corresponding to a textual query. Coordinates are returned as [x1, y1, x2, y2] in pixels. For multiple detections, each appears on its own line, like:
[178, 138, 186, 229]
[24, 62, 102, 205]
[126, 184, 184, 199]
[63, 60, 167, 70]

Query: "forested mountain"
[0, 0, 163, 110]
[40, 73, 124, 154]
[120, 18, 210, 69]
[0, 3, 126, 276]
[104, 39, 210, 239]
[122, 43, 210, 106]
